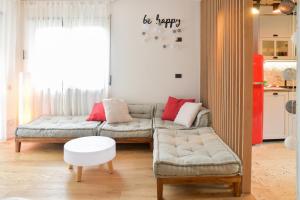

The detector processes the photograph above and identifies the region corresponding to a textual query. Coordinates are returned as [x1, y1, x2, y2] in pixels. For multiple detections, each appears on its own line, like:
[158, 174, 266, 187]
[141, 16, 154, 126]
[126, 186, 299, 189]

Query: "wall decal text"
[143, 14, 181, 28]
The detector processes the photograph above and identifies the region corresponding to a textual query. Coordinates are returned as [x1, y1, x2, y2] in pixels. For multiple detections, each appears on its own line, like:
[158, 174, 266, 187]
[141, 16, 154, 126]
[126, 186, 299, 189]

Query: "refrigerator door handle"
[253, 81, 264, 85]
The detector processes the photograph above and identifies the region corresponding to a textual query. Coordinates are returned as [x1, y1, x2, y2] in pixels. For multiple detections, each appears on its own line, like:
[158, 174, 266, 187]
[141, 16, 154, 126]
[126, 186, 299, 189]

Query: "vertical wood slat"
[242, 0, 254, 193]
[200, 0, 253, 193]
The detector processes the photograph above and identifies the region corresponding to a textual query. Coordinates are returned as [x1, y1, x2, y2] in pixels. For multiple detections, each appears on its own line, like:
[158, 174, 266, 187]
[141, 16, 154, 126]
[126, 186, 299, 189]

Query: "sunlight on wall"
[18, 73, 32, 124]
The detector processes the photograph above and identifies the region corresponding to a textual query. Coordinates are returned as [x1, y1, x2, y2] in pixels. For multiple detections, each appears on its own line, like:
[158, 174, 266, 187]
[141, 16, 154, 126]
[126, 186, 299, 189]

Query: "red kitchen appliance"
[252, 54, 264, 145]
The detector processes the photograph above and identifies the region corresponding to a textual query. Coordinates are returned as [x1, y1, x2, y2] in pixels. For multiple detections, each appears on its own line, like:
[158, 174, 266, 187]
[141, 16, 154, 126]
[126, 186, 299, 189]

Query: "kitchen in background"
[253, 0, 297, 147]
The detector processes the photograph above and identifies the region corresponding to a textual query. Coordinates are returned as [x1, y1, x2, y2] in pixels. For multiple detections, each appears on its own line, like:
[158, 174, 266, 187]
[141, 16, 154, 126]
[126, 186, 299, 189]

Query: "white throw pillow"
[174, 102, 202, 128]
[103, 99, 133, 124]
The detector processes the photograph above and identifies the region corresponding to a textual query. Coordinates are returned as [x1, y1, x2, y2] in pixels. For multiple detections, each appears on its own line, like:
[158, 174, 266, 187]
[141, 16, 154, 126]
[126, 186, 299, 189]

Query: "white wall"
[296, 3, 300, 200]
[110, 0, 200, 104]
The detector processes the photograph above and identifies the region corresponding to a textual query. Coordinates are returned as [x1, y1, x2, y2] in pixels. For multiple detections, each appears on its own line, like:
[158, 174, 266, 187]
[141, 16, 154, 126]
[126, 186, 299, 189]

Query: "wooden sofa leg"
[157, 178, 163, 200]
[15, 140, 21, 153]
[149, 141, 153, 151]
[233, 182, 241, 197]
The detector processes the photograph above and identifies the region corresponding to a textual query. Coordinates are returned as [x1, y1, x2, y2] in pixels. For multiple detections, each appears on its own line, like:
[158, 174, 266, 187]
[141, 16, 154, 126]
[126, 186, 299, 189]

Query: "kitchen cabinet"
[259, 15, 296, 60]
[260, 38, 292, 59]
[263, 91, 289, 140]
[259, 15, 293, 38]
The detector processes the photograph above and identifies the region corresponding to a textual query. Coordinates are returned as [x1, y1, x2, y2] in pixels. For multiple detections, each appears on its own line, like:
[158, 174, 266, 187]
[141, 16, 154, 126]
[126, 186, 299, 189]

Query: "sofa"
[15, 103, 210, 152]
[15, 102, 242, 198]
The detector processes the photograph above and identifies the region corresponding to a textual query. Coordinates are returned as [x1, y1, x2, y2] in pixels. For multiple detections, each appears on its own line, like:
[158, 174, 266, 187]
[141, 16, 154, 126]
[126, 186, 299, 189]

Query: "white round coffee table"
[64, 136, 116, 182]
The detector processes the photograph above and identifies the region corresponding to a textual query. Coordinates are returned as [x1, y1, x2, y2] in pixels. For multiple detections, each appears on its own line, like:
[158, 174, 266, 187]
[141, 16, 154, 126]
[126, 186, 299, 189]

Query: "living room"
[0, 0, 298, 199]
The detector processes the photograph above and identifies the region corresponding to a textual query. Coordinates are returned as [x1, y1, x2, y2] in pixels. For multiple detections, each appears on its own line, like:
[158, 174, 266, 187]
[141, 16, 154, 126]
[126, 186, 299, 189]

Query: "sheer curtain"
[0, 0, 18, 140]
[20, 0, 110, 124]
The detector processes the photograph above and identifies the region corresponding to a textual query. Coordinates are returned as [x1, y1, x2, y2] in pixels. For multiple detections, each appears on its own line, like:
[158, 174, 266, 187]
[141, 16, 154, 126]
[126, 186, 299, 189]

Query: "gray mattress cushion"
[100, 118, 153, 138]
[153, 127, 242, 177]
[16, 116, 101, 138]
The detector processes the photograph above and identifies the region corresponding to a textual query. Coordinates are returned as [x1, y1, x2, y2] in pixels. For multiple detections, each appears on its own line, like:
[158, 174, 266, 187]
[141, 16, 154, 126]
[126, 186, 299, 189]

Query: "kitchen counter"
[264, 87, 296, 92]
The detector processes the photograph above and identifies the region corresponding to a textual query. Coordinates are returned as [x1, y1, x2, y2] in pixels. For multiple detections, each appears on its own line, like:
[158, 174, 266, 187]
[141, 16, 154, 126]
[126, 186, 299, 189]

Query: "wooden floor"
[0, 140, 295, 200]
[251, 142, 296, 200]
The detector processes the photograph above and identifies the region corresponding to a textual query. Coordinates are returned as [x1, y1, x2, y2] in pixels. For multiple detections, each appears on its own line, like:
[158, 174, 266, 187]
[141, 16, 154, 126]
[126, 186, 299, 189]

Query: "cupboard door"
[276, 40, 289, 57]
[263, 92, 288, 140]
[259, 15, 293, 38]
[262, 40, 275, 57]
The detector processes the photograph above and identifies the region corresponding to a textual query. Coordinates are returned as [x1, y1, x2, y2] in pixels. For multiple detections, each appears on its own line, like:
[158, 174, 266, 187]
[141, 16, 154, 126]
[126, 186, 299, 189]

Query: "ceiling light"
[252, 7, 260, 14]
[252, 3, 260, 15]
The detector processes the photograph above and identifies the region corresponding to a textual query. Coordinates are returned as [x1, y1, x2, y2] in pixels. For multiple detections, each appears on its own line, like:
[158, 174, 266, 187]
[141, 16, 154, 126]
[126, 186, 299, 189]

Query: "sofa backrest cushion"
[155, 103, 165, 118]
[194, 107, 211, 127]
[128, 104, 154, 119]
[155, 103, 210, 127]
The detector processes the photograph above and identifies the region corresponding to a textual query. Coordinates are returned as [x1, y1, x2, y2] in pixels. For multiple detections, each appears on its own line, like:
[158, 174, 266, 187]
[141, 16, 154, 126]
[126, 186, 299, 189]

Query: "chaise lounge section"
[153, 127, 242, 200]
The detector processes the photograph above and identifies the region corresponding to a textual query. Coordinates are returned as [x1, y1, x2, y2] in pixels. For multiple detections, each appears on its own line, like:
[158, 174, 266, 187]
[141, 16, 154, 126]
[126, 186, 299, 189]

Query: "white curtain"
[0, 0, 18, 140]
[20, 0, 110, 124]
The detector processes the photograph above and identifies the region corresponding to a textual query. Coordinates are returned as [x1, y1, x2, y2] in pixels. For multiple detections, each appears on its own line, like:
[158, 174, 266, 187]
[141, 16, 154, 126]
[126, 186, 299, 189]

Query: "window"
[20, 0, 110, 120]
[28, 26, 109, 91]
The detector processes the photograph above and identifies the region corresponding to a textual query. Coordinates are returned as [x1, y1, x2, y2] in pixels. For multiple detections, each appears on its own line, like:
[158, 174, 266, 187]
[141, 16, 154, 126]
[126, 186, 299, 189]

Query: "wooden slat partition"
[200, 0, 253, 193]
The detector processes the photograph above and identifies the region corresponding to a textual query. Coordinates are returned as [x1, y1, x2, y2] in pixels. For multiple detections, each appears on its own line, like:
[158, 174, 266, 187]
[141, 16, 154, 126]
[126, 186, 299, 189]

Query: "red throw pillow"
[87, 102, 106, 122]
[161, 96, 195, 121]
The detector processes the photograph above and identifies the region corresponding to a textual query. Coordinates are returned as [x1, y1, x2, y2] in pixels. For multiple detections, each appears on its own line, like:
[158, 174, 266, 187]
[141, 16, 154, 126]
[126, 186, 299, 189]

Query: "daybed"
[15, 116, 102, 152]
[153, 127, 242, 199]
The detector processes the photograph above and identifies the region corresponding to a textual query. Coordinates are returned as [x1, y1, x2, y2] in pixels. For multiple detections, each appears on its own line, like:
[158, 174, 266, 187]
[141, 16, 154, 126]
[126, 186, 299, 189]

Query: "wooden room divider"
[200, 0, 253, 193]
